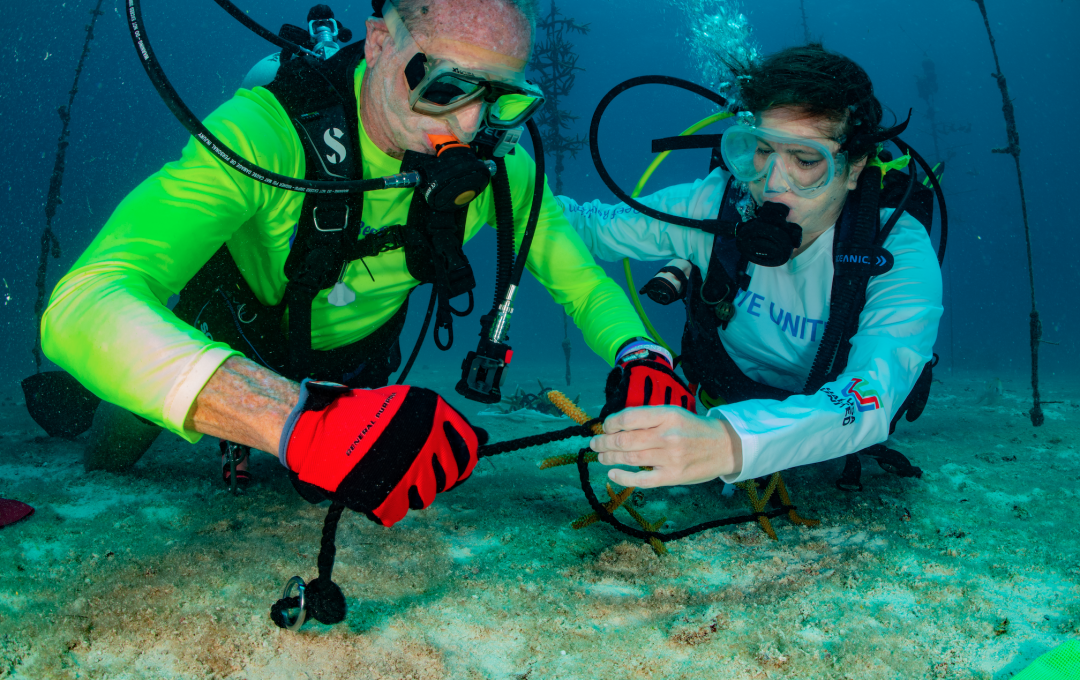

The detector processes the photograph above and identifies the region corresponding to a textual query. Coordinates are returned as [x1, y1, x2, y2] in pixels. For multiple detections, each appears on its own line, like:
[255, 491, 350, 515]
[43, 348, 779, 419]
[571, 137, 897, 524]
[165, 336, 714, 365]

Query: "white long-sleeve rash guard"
[559, 168, 943, 484]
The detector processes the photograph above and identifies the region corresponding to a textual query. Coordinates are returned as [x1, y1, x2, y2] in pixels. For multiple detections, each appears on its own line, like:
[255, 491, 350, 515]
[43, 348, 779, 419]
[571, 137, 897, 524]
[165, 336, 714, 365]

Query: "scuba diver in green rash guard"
[563, 44, 946, 493]
[37, 0, 677, 522]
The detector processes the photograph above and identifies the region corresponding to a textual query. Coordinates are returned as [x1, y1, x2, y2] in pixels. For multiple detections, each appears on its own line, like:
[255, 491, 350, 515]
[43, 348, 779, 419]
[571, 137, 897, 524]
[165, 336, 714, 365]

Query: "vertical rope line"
[317, 501, 346, 583]
[972, 0, 1043, 426]
[799, 0, 811, 43]
[562, 311, 571, 386]
[32, 0, 107, 371]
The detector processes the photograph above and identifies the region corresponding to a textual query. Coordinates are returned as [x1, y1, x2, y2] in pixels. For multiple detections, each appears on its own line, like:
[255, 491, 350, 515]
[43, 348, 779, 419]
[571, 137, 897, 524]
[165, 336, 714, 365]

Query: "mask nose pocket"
[763, 156, 789, 195]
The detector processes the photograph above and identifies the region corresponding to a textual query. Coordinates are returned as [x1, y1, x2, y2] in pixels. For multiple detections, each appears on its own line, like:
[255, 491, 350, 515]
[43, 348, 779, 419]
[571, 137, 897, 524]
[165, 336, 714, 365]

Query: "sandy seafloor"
[0, 361, 1077, 680]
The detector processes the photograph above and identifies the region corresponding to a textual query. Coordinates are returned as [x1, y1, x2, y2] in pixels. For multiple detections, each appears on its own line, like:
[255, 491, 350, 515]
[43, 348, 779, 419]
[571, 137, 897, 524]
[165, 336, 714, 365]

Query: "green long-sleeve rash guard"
[41, 62, 647, 442]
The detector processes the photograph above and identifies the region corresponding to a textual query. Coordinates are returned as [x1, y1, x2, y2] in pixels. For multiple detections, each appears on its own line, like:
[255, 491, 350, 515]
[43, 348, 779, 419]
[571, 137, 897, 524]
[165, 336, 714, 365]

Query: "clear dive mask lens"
[387, 5, 545, 130]
[406, 59, 544, 130]
[720, 124, 847, 199]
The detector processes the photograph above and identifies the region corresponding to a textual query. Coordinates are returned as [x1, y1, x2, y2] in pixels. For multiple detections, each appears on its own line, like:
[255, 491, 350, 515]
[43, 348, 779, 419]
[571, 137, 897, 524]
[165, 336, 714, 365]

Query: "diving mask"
[383, 3, 545, 130]
[720, 116, 848, 199]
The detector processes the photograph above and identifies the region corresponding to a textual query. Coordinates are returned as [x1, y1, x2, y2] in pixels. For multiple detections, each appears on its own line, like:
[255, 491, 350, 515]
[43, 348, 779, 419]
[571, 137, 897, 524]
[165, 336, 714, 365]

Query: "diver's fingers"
[602, 405, 679, 435]
[591, 421, 665, 456]
[594, 441, 665, 468]
[608, 466, 665, 489]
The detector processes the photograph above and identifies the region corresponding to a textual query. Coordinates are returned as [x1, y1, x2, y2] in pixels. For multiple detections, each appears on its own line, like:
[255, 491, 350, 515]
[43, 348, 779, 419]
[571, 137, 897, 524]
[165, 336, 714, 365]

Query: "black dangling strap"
[835, 453, 863, 492]
[271, 501, 348, 630]
[803, 168, 882, 393]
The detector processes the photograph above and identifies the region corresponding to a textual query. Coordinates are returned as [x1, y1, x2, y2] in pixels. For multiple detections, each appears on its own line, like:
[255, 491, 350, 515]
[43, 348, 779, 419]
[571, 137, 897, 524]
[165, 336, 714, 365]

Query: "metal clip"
[280, 576, 307, 632]
[313, 204, 349, 232]
[714, 300, 736, 323]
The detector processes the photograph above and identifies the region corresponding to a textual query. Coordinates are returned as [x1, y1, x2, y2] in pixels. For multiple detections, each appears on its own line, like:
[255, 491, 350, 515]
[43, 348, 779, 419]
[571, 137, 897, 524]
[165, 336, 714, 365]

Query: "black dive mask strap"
[846, 109, 913, 157]
[589, 76, 737, 237]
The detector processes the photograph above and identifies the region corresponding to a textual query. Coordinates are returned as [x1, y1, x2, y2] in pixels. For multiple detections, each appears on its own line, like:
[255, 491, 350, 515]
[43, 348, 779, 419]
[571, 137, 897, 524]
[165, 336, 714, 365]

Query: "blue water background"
[0, 0, 1076, 390]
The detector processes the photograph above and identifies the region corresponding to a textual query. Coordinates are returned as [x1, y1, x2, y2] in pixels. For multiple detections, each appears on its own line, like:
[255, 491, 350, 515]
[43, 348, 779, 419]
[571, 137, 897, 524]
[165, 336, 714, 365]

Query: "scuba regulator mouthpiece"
[417, 134, 497, 211]
[380, 135, 496, 208]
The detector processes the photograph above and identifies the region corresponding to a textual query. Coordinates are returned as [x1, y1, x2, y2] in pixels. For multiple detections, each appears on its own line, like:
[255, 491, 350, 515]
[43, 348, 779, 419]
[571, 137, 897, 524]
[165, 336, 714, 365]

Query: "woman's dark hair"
[728, 43, 885, 163]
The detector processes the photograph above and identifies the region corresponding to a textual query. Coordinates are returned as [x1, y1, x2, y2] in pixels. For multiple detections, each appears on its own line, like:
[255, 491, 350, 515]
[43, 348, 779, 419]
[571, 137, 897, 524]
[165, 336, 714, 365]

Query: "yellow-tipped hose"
[624, 111, 734, 353]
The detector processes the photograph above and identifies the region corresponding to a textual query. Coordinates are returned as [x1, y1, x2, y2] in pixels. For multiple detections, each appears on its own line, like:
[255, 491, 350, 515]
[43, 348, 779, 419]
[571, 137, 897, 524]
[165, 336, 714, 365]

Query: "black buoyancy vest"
[262, 41, 479, 380]
[680, 168, 939, 433]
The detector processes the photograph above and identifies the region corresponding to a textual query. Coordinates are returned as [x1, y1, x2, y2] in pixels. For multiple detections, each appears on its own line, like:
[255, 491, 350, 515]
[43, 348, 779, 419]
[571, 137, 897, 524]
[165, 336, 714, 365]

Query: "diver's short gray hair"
[394, 0, 539, 34]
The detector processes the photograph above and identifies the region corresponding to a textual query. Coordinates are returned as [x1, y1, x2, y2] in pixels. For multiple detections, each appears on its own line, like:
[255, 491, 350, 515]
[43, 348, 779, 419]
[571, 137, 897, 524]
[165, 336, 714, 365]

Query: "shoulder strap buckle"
[313, 203, 350, 233]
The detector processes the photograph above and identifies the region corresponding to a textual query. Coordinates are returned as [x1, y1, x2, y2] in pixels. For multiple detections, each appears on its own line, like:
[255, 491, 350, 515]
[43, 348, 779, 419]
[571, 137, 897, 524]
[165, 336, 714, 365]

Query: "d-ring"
[281, 576, 307, 632]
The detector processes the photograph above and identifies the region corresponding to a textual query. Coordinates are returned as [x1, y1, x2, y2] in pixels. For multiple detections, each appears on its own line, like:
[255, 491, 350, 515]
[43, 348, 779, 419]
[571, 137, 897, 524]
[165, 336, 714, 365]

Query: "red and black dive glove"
[600, 340, 696, 420]
[279, 380, 488, 527]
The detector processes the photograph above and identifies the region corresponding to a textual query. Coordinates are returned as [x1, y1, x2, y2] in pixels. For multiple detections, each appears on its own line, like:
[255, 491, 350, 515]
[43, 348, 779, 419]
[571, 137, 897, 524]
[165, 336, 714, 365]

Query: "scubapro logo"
[324, 128, 347, 164]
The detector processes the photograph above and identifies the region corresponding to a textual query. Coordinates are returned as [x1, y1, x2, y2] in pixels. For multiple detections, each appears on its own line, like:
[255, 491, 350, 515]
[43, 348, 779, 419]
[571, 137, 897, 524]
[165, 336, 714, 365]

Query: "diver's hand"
[590, 406, 742, 488]
[600, 341, 696, 421]
[280, 380, 488, 526]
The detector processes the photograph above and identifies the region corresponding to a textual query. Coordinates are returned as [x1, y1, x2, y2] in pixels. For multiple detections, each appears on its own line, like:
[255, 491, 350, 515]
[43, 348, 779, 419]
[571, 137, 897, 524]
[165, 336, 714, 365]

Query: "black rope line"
[477, 420, 600, 459]
[271, 501, 347, 629]
[575, 448, 790, 543]
[479, 423, 800, 545]
[272, 421, 601, 631]
[562, 312, 572, 386]
[799, 0, 811, 44]
[972, 0, 1043, 427]
[32, 0, 106, 371]
[273, 423, 811, 630]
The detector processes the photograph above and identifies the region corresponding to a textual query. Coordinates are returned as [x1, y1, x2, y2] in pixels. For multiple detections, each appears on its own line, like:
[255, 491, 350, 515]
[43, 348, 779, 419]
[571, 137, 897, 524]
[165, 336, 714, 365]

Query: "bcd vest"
[174, 40, 509, 386]
[679, 167, 939, 435]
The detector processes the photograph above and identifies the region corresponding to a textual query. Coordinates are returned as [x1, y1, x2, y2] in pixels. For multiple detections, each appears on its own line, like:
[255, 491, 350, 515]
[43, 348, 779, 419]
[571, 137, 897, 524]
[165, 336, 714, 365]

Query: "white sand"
[0, 366, 1077, 679]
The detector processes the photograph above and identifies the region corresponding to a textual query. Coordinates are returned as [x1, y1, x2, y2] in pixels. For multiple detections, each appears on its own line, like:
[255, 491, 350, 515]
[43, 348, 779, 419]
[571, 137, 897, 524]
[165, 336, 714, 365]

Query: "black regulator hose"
[904, 143, 948, 265]
[490, 157, 515, 309]
[124, 0, 386, 195]
[209, 0, 307, 54]
[477, 118, 543, 345]
[589, 75, 735, 235]
[507, 119, 546, 291]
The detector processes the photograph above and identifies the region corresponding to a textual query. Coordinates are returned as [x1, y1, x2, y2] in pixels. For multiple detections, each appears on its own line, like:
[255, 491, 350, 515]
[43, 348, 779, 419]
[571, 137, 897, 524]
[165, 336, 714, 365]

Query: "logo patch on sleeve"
[842, 378, 881, 412]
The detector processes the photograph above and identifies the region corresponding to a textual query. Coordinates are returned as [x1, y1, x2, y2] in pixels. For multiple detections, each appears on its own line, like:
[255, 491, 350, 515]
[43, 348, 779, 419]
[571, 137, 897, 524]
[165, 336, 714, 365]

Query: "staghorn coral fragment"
[775, 474, 820, 527]
[546, 388, 817, 552]
[547, 390, 603, 434]
[539, 451, 598, 470]
[740, 479, 778, 540]
[571, 513, 601, 530]
[571, 484, 635, 530]
[624, 504, 669, 556]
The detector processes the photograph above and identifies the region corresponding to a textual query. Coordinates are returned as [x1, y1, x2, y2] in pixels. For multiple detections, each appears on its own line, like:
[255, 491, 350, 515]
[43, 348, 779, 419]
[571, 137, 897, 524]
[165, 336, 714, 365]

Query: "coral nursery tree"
[915, 58, 970, 165]
[529, 2, 590, 384]
[529, 1, 589, 195]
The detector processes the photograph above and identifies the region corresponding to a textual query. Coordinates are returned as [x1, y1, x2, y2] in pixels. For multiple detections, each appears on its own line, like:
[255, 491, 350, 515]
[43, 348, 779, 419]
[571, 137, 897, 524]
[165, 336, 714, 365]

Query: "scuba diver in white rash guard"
[562, 44, 944, 492]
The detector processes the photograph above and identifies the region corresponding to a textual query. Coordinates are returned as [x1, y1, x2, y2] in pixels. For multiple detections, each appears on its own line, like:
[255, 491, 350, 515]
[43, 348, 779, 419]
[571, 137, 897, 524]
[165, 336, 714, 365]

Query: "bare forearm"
[185, 357, 300, 454]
